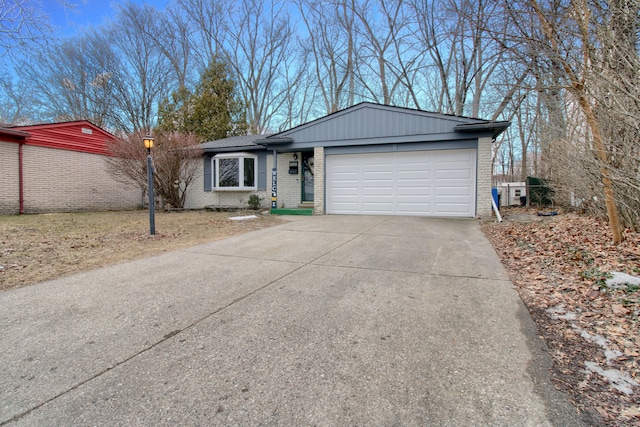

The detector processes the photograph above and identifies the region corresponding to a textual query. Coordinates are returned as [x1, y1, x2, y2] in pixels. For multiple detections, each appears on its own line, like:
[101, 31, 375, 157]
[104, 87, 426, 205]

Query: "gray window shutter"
[257, 153, 267, 191]
[204, 156, 212, 191]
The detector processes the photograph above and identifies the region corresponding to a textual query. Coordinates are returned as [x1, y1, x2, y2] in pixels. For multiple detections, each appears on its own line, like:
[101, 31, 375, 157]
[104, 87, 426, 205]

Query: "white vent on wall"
[81, 127, 93, 135]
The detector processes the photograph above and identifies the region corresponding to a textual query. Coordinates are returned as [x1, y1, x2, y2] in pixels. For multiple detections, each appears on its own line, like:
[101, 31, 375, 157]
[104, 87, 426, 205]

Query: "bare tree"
[591, 0, 640, 231]
[514, 92, 537, 181]
[106, 130, 202, 209]
[16, 30, 119, 127]
[272, 47, 317, 131]
[349, 0, 418, 106]
[0, 0, 50, 59]
[141, 3, 195, 89]
[175, 0, 228, 72]
[1, 0, 51, 124]
[0, 75, 35, 124]
[108, 2, 174, 132]
[296, 0, 358, 114]
[219, 0, 298, 133]
[507, 0, 639, 241]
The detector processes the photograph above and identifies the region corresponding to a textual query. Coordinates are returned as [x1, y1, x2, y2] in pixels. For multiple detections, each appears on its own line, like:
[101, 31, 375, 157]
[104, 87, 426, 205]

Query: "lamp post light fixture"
[143, 134, 156, 235]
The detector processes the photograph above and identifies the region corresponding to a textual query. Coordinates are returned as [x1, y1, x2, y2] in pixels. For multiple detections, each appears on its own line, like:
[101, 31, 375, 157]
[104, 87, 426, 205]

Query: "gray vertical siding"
[203, 156, 212, 191]
[279, 104, 478, 144]
[257, 153, 267, 191]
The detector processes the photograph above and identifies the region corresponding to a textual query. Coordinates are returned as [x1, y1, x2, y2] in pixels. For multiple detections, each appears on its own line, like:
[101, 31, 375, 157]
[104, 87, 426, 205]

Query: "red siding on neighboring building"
[0, 128, 29, 143]
[9, 121, 115, 155]
[1, 121, 140, 214]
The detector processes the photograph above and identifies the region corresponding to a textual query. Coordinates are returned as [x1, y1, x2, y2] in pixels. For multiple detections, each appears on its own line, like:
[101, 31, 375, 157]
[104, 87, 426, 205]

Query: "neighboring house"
[499, 182, 527, 207]
[185, 103, 509, 219]
[0, 121, 141, 215]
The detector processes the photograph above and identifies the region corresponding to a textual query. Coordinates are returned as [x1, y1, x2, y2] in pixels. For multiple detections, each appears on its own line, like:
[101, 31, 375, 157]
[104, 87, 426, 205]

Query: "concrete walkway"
[0, 216, 583, 426]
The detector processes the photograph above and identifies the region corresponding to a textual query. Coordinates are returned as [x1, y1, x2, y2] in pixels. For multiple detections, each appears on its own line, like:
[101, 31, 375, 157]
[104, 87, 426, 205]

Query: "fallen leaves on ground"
[483, 208, 640, 426]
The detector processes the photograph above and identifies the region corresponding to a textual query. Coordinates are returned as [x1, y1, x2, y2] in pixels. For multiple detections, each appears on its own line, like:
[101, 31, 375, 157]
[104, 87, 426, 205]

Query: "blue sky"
[38, 0, 170, 36]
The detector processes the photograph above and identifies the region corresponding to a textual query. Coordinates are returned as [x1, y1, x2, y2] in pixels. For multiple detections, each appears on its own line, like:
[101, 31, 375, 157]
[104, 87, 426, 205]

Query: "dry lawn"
[0, 210, 284, 292]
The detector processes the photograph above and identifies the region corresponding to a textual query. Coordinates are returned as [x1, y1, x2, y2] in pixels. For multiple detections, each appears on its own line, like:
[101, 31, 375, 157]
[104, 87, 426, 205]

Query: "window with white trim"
[213, 153, 257, 190]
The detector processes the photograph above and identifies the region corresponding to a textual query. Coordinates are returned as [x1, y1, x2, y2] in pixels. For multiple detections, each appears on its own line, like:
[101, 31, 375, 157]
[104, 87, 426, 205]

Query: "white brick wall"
[184, 157, 272, 210]
[313, 147, 325, 215]
[1, 142, 141, 214]
[23, 145, 141, 213]
[0, 142, 20, 214]
[476, 137, 493, 219]
[184, 152, 308, 210]
[275, 152, 302, 209]
[184, 152, 310, 211]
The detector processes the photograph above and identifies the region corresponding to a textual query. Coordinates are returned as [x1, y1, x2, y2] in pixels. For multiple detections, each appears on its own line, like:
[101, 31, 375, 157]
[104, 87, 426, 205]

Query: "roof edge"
[201, 145, 266, 153]
[0, 128, 30, 138]
[454, 121, 510, 138]
[254, 137, 294, 145]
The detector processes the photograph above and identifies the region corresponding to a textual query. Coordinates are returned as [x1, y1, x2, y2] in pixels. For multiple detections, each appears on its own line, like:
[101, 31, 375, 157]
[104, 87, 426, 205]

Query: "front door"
[302, 152, 314, 202]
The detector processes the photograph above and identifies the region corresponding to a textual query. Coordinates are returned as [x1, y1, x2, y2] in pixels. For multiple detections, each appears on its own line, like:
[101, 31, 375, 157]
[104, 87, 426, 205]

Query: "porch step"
[298, 202, 314, 208]
[270, 208, 313, 216]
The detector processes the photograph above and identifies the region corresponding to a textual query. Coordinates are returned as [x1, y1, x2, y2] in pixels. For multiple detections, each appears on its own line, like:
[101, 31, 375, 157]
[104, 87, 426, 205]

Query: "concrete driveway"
[0, 215, 583, 426]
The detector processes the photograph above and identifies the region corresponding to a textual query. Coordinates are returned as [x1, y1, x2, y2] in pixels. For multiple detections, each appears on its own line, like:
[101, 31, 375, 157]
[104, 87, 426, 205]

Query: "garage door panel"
[332, 174, 359, 183]
[436, 169, 473, 179]
[363, 188, 393, 195]
[362, 163, 393, 172]
[326, 149, 476, 217]
[363, 166, 393, 173]
[332, 207, 359, 214]
[362, 204, 394, 213]
[438, 150, 473, 160]
[332, 190, 359, 198]
[397, 198, 431, 207]
[397, 171, 430, 180]
[435, 203, 473, 214]
[363, 175, 394, 182]
[397, 203, 432, 215]
[436, 186, 472, 196]
[330, 183, 358, 191]
[362, 197, 393, 204]
[397, 189, 430, 197]
[397, 179, 431, 188]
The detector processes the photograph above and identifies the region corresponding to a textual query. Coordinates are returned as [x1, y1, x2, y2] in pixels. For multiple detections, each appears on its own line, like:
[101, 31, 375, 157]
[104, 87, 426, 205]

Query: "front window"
[214, 153, 257, 190]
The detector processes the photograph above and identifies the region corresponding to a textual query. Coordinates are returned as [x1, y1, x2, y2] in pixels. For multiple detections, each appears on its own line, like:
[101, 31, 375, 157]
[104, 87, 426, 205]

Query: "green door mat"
[270, 208, 313, 216]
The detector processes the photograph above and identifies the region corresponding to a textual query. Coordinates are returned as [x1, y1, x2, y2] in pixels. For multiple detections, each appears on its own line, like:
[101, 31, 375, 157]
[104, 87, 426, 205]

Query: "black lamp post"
[143, 134, 156, 235]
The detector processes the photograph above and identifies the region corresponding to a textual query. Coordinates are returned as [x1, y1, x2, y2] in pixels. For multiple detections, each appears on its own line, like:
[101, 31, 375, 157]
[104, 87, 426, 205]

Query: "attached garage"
[326, 149, 476, 217]
[253, 102, 509, 219]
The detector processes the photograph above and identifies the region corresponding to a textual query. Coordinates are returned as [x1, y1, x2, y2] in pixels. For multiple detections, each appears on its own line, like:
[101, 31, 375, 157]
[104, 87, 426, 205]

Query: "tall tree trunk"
[531, 0, 625, 243]
[576, 94, 624, 243]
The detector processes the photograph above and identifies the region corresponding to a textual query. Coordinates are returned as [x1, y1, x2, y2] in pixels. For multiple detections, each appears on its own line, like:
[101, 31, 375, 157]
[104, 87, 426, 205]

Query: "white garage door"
[326, 149, 476, 217]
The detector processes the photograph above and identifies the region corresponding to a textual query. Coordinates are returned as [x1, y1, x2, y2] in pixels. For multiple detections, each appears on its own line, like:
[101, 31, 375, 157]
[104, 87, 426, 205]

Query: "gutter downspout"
[19, 142, 24, 214]
[492, 196, 502, 222]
